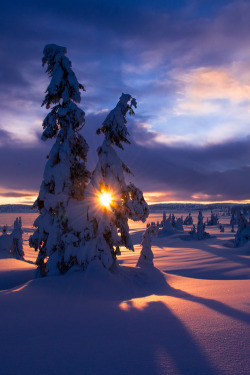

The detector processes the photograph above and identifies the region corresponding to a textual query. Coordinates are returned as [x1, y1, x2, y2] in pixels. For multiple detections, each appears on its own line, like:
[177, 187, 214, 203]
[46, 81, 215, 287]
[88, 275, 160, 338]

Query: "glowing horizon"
[0, 190, 250, 207]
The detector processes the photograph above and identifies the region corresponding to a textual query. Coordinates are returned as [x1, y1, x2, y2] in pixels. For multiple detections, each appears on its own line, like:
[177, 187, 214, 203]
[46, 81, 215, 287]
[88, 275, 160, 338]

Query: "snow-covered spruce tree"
[196, 210, 210, 240]
[230, 212, 236, 226]
[171, 213, 176, 227]
[207, 211, 219, 226]
[183, 212, 193, 225]
[220, 225, 224, 233]
[197, 211, 205, 239]
[137, 226, 158, 268]
[234, 214, 250, 247]
[2, 225, 7, 235]
[190, 211, 210, 240]
[158, 216, 175, 237]
[29, 44, 90, 276]
[175, 217, 184, 231]
[79, 94, 149, 270]
[163, 211, 167, 224]
[11, 217, 24, 260]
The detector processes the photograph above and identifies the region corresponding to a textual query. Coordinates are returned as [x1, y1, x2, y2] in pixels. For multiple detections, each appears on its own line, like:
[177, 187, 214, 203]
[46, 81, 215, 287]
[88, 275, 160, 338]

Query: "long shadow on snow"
[0, 265, 220, 375]
[117, 300, 218, 375]
[156, 235, 250, 280]
[171, 242, 250, 280]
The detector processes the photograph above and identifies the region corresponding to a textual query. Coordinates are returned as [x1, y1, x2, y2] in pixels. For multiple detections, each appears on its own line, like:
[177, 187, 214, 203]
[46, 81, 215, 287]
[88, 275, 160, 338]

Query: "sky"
[1, 0, 250, 204]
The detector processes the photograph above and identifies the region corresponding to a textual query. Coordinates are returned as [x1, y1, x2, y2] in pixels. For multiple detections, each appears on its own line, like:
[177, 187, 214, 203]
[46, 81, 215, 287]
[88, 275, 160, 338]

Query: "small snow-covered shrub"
[137, 226, 158, 268]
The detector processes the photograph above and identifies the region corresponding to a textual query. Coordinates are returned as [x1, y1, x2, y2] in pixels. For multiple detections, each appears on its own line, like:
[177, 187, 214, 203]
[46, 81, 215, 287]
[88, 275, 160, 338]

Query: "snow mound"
[9, 263, 168, 302]
[0, 258, 36, 290]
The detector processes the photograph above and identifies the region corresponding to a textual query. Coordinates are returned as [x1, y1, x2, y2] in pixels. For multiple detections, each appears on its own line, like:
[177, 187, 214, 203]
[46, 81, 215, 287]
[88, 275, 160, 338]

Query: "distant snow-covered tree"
[2, 225, 7, 235]
[76, 94, 149, 270]
[190, 211, 210, 240]
[197, 211, 207, 239]
[175, 217, 184, 231]
[234, 214, 250, 247]
[11, 217, 24, 260]
[170, 213, 176, 227]
[207, 211, 219, 226]
[29, 44, 90, 276]
[220, 225, 224, 233]
[230, 212, 237, 226]
[158, 216, 175, 237]
[137, 226, 158, 267]
[189, 224, 196, 235]
[184, 213, 193, 225]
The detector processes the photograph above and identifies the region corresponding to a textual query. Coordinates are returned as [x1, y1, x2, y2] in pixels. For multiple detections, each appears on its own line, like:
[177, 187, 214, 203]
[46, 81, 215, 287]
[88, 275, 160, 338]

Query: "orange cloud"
[183, 68, 250, 101]
[0, 188, 37, 205]
[143, 190, 250, 205]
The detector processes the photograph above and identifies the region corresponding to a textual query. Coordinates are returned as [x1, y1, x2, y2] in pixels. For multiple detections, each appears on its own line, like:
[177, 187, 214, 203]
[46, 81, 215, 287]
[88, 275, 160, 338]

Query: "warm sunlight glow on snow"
[98, 191, 113, 209]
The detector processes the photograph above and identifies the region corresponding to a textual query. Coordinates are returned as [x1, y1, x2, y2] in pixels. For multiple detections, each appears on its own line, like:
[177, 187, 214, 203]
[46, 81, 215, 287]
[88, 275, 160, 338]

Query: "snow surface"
[1, 211, 250, 375]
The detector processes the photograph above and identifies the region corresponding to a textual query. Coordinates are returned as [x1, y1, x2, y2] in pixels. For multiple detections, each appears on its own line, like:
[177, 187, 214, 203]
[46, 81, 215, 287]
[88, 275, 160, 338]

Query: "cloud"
[122, 121, 250, 201]
[175, 68, 250, 114]
[0, 112, 250, 203]
[1, 0, 250, 203]
[2, 0, 250, 147]
[0, 192, 35, 198]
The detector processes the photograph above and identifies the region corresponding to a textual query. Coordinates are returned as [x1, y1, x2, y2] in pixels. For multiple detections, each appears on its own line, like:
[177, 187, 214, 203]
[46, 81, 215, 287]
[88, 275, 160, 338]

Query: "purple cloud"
[0, 113, 250, 202]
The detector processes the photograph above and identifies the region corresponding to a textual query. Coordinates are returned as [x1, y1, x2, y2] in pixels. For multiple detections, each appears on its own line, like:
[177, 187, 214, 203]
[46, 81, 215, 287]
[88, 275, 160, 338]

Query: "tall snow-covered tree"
[78, 94, 149, 270]
[29, 44, 90, 276]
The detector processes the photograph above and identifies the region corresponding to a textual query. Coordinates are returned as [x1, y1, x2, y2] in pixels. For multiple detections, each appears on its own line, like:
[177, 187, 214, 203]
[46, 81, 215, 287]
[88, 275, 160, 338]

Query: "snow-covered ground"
[1, 211, 250, 375]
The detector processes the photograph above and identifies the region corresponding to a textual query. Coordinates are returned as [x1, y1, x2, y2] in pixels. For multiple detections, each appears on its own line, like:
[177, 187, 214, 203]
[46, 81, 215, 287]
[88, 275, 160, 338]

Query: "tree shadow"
[115, 266, 250, 374]
[1, 265, 250, 375]
[117, 299, 218, 375]
[156, 234, 250, 280]
[166, 283, 250, 326]
[200, 243, 250, 268]
[118, 266, 250, 327]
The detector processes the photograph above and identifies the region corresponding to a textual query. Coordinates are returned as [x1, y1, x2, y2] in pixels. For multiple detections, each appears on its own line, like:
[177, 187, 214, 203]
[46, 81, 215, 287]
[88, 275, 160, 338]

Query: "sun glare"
[99, 191, 113, 209]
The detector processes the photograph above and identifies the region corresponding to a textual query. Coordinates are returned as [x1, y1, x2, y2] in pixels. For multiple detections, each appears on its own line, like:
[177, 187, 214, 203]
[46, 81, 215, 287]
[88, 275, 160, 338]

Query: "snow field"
[0, 211, 250, 375]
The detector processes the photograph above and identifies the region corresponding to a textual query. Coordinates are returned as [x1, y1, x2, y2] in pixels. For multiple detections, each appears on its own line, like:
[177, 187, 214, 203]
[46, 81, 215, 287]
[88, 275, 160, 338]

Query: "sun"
[99, 191, 113, 209]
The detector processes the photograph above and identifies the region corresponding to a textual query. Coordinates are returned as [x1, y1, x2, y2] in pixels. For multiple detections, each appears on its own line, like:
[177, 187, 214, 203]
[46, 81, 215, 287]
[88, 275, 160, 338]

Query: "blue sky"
[1, 0, 250, 204]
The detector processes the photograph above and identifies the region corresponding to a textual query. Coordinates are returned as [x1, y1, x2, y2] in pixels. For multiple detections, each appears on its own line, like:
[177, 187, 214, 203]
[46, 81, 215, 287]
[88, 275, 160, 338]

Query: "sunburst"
[98, 191, 113, 209]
